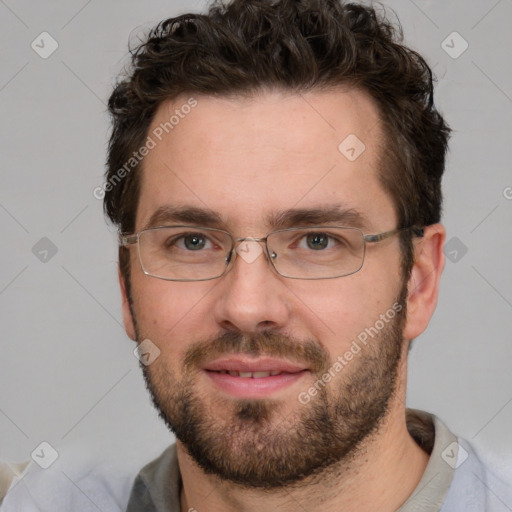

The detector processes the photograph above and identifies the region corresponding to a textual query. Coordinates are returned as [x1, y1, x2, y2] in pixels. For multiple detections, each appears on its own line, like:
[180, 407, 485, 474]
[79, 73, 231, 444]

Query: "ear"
[119, 264, 136, 341]
[403, 223, 446, 341]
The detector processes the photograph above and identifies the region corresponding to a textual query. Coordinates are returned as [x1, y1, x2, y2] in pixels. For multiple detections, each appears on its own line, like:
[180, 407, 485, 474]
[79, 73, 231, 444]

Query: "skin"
[120, 88, 446, 511]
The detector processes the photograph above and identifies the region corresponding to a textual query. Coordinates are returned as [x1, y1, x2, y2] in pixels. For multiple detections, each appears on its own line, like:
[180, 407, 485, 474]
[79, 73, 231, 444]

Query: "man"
[102, 1, 510, 511]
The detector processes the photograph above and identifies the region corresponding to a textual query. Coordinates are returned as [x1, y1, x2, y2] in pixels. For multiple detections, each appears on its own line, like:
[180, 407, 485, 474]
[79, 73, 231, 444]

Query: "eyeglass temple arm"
[364, 226, 424, 244]
[120, 235, 138, 246]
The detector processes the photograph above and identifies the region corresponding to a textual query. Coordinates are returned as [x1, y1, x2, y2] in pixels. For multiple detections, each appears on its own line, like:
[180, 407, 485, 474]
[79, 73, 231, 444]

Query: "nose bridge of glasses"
[231, 236, 270, 252]
[234, 236, 267, 243]
[227, 236, 273, 267]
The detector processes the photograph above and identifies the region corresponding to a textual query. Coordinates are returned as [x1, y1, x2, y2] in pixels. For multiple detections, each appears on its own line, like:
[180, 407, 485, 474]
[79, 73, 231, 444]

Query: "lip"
[204, 357, 306, 373]
[203, 357, 309, 399]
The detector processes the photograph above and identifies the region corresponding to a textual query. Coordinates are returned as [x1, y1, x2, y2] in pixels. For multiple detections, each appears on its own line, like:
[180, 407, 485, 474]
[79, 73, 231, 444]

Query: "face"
[123, 88, 411, 488]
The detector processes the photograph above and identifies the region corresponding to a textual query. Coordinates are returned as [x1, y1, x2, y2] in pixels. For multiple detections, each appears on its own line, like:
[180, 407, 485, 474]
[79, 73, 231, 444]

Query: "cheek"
[296, 282, 375, 337]
[130, 275, 217, 346]
[292, 269, 401, 351]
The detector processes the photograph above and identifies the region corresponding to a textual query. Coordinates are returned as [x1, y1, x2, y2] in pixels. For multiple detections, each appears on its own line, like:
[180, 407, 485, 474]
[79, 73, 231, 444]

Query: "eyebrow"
[269, 206, 371, 231]
[143, 204, 372, 232]
[144, 206, 226, 230]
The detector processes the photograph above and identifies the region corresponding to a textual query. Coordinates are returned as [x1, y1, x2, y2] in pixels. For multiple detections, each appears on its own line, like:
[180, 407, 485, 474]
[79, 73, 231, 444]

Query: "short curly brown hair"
[104, 0, 450, 290]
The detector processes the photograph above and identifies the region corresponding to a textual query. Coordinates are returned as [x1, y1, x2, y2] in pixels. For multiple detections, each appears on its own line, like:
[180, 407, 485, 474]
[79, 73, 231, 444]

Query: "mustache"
[182, 330, 330, 375]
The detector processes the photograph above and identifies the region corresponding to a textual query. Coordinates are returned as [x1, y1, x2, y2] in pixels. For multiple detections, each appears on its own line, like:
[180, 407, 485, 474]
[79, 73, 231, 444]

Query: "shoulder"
[1, 444, 180, 512]
[441, 438, 512, 512]
[403, 409, 512, 512]
[1, 455, 134, 512]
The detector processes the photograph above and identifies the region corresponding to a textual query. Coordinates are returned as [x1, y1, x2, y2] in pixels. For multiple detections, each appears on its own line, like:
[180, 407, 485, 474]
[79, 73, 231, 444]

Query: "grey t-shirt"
[125, 409, 512, 511]
[2, 409, 511, 511]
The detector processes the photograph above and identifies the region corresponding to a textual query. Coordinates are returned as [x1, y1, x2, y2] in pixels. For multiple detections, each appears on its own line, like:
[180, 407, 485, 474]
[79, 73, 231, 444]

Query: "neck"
[177, 362, 429, 512]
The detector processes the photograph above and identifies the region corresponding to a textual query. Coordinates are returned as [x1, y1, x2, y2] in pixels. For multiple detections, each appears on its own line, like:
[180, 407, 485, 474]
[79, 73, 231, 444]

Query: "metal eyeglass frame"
[120, 225, 424, 281]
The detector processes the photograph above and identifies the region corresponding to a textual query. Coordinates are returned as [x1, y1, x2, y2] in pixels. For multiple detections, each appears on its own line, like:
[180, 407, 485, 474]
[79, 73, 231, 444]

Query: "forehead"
[136, 88, 395, 234]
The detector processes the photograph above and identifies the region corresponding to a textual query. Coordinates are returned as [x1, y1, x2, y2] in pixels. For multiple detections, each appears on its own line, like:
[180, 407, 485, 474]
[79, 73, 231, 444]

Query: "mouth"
[203, 357, 309, 398]
[213, 370, 291, 378]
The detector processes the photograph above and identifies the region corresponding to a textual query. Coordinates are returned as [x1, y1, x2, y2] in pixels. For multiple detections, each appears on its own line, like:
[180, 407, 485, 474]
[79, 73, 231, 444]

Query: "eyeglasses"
[120, 225, 424, 281]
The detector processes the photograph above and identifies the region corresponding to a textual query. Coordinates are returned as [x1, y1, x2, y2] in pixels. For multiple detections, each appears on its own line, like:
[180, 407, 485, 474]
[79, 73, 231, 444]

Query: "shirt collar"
[126, 408, 457, 512]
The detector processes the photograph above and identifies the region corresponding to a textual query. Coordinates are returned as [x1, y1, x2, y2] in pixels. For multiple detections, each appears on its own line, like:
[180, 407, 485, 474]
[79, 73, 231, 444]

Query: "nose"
[212, 239, 291, 333]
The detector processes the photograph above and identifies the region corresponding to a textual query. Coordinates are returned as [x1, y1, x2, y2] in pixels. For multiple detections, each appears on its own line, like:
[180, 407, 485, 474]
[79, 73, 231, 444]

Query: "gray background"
[1, 0, 511, 482]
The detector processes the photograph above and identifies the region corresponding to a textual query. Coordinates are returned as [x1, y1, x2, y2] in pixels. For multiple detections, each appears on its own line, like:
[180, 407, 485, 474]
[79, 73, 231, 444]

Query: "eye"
[183, 234, 208, 250]
[167, 232, 214, 251]
[297, 232, 342, 251]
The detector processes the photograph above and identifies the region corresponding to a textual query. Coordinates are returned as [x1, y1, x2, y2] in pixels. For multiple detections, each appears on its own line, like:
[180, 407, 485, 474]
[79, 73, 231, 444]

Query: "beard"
[136, 285, 408, 490]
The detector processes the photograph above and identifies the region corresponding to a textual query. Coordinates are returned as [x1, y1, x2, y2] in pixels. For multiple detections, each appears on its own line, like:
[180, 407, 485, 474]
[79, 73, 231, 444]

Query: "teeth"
[219, 370, 283, 378]
[252, 371, 271, 378]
